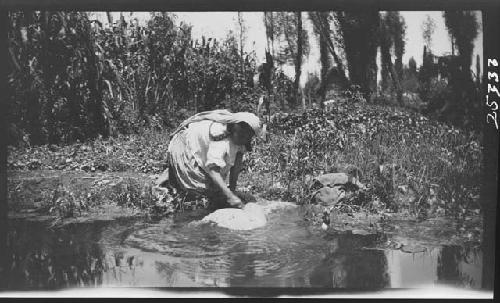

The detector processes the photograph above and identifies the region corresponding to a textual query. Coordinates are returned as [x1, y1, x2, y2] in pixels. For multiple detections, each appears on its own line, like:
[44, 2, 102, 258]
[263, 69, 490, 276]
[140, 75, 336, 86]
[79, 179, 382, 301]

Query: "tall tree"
[419, 15, 437, 104]
[443, 11, 479, 81]
[409, 57, 417, 75]
[379, 12, 404, 104]
[263, 12, 309, 109]
[442, 11, 480, 123]
[421, 14, 436, 50]
[309, 12, 331, 107]
[336, 11, 380, 101]
[308, 11, 350, 104]
[264, 12, 276, 57]
[390, 12, 407, 81]
[475, 54, 481, 87]
[237, 12, 247, 73]
[294, 12, 303, 106]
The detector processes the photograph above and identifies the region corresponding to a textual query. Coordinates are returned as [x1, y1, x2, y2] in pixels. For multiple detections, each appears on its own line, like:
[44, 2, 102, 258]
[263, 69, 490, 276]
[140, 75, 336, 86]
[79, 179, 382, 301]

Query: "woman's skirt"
[167, 130, 211, 195]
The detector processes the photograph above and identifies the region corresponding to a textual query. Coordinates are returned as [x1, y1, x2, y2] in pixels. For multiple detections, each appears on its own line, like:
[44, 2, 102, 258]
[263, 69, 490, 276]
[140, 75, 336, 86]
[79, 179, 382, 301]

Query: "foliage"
[408, 57, 417, 75]
[303, 73, 321, 105]
[246, 93, 481, 221]
[421, 14, 436, 49]
[419, 78, 451, 114]
[380, 12, 407, 89]
[336, 11, 380, 99]
[8, 91, 482, 224]
[270, 12, 310, 67]
[8, 12, 109, 145]
[8, 130, 170, 174]
[7, 12, 260, 147]
[443, 11, 479, 71]
[6, 11, 484, 227]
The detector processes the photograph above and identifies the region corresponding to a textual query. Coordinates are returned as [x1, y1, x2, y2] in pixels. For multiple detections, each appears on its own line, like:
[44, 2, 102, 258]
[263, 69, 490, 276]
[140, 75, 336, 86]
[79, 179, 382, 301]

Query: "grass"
[244, 97, 482, 223]
[7, 96, 483, 224]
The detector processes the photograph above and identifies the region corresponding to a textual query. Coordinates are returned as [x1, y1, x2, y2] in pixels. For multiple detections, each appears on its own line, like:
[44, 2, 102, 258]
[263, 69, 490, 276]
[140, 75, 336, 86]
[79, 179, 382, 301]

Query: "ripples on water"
[1, 204, 483, 290]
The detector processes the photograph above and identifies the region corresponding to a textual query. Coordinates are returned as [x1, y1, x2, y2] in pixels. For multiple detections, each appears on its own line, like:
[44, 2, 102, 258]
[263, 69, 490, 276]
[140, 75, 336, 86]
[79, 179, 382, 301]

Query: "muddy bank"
[7, 170, 155, 226]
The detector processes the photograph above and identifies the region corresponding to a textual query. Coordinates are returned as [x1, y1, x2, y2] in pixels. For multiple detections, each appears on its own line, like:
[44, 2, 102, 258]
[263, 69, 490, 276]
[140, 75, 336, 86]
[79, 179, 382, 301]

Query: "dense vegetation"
[7, 11, 483, 147]
[6, 11, 483, 225]
[7, 12, 266, 146]
[8, 87, 482, 223]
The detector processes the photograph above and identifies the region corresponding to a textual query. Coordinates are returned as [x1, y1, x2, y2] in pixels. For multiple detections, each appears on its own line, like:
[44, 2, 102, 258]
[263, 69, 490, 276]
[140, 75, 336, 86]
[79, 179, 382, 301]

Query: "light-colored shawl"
[171, 109, 262, 139]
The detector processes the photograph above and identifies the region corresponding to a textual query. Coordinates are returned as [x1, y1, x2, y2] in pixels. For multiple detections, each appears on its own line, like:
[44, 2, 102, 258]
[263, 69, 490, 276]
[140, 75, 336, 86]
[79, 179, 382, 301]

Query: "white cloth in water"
[200, 203, 267, 230]
[197, 201, 298, 230]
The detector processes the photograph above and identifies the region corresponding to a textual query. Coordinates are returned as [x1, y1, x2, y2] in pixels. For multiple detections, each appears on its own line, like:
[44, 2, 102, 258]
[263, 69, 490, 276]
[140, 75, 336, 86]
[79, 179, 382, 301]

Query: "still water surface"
[1, 204, 482, 290]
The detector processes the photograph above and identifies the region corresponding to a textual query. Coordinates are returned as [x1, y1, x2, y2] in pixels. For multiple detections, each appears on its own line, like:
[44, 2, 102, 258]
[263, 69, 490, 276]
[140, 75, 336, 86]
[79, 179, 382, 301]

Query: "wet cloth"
[167, 120, 246, 194]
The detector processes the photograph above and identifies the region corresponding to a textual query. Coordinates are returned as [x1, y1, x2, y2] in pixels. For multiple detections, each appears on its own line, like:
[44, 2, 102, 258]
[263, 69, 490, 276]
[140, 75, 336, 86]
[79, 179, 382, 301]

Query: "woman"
[159, 109, 262, 209]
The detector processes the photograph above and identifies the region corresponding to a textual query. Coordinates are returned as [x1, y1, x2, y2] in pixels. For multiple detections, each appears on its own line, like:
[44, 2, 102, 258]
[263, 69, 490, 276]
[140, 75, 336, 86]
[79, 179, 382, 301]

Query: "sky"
[97, 11, 483, 87]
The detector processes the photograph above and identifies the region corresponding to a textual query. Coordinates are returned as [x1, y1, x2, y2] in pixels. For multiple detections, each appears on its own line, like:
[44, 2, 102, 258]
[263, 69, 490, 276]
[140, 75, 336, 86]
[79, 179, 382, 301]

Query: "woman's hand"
[207, 166, 242, 208]
[226, 192, 243, 208]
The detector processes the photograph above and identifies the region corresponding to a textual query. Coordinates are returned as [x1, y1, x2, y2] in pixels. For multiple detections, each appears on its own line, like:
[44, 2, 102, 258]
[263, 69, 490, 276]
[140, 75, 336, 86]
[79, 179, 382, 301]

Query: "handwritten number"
[487, 112, 499, 130]
[486, 96, 499, 111]
[488, 84, 500, 98]
[488, 72, 499, 82]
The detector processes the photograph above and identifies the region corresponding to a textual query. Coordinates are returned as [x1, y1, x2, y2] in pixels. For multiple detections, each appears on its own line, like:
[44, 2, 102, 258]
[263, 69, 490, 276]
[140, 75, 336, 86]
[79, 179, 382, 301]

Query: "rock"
[312, 173, 350, 188]
[312, 186, 345, 206]
[400, 244, 427, 253]
[200, 203, 267, 230]
[351, 229, 373, 235]
[311, 172, 366, 190]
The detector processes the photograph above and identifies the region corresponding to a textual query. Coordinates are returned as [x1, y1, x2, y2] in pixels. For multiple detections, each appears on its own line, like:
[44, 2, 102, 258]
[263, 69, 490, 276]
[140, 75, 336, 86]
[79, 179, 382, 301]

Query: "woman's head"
[227, 122, 255, 150]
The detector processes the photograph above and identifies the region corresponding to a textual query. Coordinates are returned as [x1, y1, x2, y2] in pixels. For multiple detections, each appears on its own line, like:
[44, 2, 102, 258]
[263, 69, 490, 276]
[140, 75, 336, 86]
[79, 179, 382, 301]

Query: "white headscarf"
[171, 109, 262, 138]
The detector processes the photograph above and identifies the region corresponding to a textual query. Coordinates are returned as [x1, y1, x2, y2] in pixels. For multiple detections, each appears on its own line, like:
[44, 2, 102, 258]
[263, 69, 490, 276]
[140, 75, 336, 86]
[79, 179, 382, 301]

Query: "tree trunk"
[381, 41, 403, 105]
[318, 20, 329, 108]
[106, 12, 113, 25]
[264, 12, 270, 52]
[381, 46, 390, 91]
[380, 16, 403, 105]
[476, 54, 481, 87]
[238, 12, 244, 73]
[310, 12, 350, 87]
[270, 12, 275, 58]
[340, 11, 379, 101]
[294, 12, 303, 108]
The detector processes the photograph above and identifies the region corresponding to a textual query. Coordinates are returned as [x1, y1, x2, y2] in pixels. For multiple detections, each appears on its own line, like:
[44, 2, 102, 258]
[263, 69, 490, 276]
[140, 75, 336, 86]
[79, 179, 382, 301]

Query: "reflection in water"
[0, 218, 8, 290]
[4, 219, 107, 289]
[437, 246, 482, 288]
[386, 248, 440, 288]
[1, 207, 485, 290]
[309, 234, 390, 289]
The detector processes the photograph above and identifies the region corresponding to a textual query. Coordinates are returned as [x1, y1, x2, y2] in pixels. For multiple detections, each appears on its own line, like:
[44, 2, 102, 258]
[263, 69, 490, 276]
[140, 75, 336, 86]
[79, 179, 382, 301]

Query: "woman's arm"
[206, 166, 241, 203]
[229, 152, 243, 191]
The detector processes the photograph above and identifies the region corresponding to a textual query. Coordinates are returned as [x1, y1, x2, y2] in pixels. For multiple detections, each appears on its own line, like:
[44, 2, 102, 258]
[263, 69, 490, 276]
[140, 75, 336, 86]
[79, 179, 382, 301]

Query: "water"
[0, 204, 483, 290]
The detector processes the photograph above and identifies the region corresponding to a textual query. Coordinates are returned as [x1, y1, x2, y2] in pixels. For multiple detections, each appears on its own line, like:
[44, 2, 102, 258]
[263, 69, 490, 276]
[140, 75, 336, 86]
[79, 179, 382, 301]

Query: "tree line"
[7, 11, 481, 146]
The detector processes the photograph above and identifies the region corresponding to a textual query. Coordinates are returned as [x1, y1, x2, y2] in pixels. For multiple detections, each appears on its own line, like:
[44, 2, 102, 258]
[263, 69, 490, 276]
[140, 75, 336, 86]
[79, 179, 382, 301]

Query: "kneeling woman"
[161, 110, 262, 209]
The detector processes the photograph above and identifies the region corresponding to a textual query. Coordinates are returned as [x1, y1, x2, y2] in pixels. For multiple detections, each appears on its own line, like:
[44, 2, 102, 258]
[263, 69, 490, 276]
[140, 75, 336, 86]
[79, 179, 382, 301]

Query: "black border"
[0, 0, 498, 11]
[0, 0, 499, 300]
